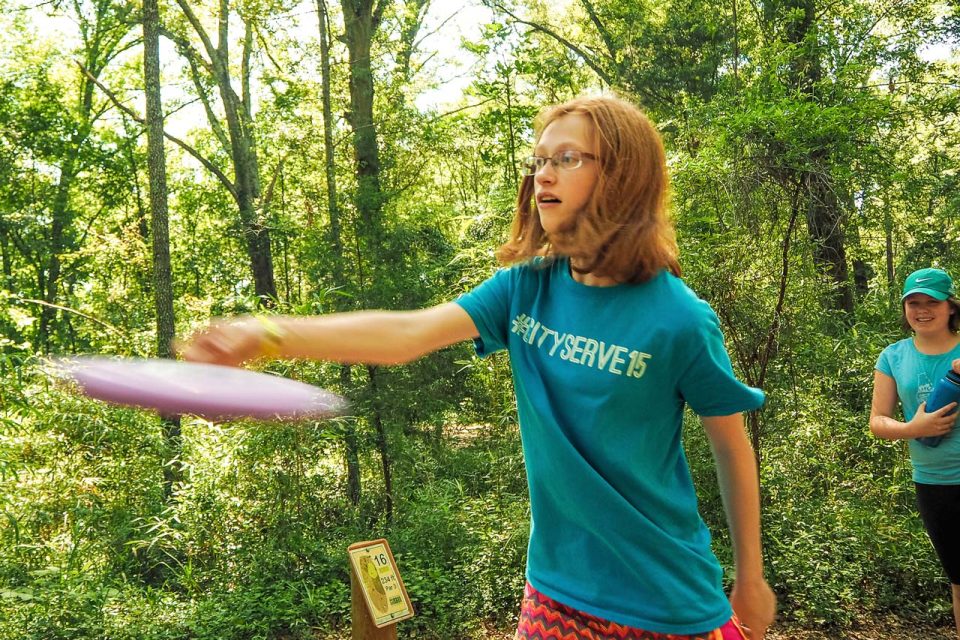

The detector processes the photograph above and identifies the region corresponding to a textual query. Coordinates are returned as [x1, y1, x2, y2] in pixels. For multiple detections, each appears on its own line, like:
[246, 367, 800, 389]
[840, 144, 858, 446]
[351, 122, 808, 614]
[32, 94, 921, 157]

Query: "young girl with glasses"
[182, 95, 776, 640]
[870, 267, 960, 639]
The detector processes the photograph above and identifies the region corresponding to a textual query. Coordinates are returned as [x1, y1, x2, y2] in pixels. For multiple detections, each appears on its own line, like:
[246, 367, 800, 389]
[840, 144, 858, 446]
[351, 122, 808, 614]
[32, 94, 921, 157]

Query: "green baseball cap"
[901, 268, 955, 301]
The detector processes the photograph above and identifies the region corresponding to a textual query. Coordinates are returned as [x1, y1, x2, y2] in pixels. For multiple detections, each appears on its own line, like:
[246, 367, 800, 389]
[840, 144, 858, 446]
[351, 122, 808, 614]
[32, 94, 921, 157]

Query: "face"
[904, 294, 955, 334]
[532, 113, 599, 235]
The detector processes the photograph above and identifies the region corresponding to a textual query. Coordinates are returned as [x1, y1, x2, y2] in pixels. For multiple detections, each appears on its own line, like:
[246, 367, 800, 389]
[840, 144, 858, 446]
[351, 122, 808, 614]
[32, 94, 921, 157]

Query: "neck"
[569, 261, 618, 287]
[913, 331, 960, 355]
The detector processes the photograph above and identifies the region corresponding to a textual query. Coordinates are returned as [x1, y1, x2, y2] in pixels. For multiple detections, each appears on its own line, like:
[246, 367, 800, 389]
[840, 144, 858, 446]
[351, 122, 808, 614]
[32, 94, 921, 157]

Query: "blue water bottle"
[918, 370, 960, 447]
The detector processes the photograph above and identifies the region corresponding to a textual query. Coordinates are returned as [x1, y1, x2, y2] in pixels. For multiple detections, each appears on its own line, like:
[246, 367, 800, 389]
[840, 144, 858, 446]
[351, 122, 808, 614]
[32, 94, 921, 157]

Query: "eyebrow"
[533, 143, 587, 155]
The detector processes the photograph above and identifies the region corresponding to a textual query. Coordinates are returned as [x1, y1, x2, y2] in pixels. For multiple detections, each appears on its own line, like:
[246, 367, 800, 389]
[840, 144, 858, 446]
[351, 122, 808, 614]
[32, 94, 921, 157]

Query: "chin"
[538, 214, 576, 236]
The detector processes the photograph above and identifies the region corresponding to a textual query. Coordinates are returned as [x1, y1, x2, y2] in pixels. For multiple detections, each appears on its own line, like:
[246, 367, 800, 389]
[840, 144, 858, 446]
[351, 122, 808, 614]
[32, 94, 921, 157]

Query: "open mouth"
[537, 194, 561, 204]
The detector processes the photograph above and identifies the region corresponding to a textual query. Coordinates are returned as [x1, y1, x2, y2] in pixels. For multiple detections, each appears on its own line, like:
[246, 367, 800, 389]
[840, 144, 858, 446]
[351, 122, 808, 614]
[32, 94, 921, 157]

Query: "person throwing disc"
[182, 95, 776, 640]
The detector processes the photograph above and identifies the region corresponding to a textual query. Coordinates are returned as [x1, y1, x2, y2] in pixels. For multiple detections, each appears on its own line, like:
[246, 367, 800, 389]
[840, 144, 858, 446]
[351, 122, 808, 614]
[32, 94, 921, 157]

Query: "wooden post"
[348, 539, 413, 638]
[351, 562, 397, 640]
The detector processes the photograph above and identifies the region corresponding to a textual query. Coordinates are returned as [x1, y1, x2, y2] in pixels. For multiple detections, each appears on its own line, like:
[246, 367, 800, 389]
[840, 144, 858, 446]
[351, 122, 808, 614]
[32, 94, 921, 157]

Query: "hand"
[730, 578, 776, 639]
[908, 401, 958, 439]
[952, 358, 960, 374]
[177, 316, 266, 367]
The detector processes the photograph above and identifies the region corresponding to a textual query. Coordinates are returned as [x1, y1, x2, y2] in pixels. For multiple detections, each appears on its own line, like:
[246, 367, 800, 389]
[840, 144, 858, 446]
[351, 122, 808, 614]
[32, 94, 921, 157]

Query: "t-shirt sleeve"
[453, 267, 514, 357]
[676, 302, 766, 416]
[875, 347, 893, 377]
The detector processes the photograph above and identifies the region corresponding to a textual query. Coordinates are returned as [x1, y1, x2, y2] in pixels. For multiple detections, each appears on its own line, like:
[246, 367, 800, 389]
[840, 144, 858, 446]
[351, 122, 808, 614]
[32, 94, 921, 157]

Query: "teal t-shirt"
[875, 338, 960, 485]
[454, 258, 765, 634]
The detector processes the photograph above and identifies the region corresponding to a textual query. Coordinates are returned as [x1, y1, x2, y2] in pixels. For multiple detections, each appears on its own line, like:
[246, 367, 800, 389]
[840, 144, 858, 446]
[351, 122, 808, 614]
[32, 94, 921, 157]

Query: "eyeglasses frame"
[522, 150, 597, 176]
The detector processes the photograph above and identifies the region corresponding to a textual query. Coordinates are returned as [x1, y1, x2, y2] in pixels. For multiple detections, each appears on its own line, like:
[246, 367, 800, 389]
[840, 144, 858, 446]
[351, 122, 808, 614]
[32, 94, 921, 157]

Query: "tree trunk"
[318, 0, 362, 505]
[804, 162, 853, 314]
[340, 0, 389, 517]
[884, 206, 895, 305]
[174, 0, 277, 303]
[38, 157, 76, 353]
[144, 0, 182, 496]
[340, 0, 387, 254]
[0, 224, 11, 286]
[367, 366, 393, 524]
[143, 0, 175, 361]
[780, 0, 853, 315]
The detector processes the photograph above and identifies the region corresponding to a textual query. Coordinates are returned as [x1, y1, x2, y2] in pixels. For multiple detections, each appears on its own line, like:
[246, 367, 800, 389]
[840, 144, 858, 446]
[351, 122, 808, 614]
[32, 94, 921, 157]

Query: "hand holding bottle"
[915, 370, 960, 447]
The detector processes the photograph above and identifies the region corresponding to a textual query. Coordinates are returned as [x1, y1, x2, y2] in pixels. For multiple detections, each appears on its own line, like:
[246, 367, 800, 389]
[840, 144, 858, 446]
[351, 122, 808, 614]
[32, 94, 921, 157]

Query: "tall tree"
[340, 0, 388, 257]
[167, 0, 278, 303]
[37, 0, 135, 351]
[768, 0, 853, 314]
[337, 0, 437, 522]
[316, 0, 361, 505]
[143, 0, 181, 494]
[143, 0, 175, 361]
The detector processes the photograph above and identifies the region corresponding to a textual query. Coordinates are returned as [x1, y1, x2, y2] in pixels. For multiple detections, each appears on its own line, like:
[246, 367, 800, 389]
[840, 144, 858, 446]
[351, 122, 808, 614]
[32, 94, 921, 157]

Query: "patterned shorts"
[515, 583, 747, 640]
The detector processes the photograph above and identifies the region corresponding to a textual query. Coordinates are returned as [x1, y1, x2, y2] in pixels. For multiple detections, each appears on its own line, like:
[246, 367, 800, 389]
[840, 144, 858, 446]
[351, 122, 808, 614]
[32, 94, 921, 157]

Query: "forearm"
[712, 435, 764, 581]
[703, 415, 765, 582]
[869, 414, 915, 440]
[181, 303, 477, 368]
[264, 311, 433, 364]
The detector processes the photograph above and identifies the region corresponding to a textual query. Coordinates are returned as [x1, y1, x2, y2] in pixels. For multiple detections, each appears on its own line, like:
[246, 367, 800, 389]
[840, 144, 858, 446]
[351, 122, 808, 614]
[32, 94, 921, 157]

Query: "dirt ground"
[764, 618, 956, 640]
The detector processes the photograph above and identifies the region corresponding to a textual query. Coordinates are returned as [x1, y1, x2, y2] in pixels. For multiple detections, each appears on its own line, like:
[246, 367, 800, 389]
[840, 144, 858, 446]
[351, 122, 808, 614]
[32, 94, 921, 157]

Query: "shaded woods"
[1, 0, 959, 637]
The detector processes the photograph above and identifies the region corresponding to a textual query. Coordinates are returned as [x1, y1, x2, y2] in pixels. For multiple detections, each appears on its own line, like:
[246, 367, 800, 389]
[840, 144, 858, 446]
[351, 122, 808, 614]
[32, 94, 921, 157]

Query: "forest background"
[1, 0, 959, 638]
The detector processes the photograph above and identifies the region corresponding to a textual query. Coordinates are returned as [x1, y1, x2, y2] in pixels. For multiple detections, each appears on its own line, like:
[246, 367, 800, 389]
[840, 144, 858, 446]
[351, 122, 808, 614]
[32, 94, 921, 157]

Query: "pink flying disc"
[52, 357, 348, 421]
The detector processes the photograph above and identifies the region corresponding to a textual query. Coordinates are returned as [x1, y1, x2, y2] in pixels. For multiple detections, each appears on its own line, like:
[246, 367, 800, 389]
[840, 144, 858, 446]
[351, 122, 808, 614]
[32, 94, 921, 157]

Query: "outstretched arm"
[179, 303, 480, 367]
[701, 413, 776, 640]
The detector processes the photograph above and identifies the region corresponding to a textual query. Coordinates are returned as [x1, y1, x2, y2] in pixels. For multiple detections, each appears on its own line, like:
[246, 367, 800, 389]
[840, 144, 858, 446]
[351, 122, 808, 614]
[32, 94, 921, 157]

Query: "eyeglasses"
[522, 150, 596, 176]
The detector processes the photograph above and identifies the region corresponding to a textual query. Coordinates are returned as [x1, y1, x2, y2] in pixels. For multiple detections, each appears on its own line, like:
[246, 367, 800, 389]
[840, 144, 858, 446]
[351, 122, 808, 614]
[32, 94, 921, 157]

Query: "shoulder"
[876, 338, 914, 373]
[497, 256, 555, 279]
[463, 258, 554, 304]
[652, 272, 720, 327]
[879, 338, 913, 359]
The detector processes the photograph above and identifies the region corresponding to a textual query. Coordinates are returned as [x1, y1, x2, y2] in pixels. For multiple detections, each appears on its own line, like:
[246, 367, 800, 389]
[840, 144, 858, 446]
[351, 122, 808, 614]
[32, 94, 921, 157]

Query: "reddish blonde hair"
[497, 95, 680, 283]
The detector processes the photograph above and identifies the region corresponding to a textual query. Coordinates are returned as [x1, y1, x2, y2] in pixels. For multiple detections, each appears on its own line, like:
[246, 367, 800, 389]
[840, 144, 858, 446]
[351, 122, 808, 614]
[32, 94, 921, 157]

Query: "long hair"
[496, 95, 680, 283]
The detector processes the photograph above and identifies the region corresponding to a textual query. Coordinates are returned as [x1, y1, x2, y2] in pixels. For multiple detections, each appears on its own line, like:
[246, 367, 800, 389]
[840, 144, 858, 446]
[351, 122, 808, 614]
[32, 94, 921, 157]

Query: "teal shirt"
[455, 258, 765, 634]
[876, 338, 960, 484]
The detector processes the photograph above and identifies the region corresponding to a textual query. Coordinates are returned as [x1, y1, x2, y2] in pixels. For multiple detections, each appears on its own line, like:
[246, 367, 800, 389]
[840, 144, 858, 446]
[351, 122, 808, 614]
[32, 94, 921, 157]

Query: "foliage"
[2, 0, 960, 636]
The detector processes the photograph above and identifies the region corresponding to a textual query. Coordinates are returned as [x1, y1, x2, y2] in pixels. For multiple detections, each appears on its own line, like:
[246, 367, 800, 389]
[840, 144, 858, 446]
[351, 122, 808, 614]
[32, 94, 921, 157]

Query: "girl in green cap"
[870, 267, 960, 638]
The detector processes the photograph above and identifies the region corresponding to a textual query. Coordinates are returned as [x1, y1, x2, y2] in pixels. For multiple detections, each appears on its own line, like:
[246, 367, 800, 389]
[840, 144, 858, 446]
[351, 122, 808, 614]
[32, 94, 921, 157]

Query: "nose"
[534, 161, 556, 184]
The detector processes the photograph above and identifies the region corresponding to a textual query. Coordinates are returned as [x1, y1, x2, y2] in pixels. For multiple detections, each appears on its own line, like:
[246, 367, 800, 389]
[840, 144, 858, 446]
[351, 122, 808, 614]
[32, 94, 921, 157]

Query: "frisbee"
[51, 356, 348, 421]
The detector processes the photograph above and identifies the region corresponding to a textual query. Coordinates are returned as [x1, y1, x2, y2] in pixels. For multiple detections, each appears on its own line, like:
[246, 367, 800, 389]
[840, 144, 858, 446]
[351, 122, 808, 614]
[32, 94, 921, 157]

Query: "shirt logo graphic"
[510, 313, 651, 378]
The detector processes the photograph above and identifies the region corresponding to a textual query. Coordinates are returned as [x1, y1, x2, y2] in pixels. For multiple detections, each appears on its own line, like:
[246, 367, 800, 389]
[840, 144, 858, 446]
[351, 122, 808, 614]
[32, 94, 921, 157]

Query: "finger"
[184, 332, 232, 363]
[932, 402, 958, 417]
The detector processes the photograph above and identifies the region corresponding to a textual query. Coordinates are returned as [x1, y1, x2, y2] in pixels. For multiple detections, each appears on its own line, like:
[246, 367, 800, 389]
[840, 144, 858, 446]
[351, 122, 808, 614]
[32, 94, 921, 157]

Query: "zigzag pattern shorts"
[515, 583, 747, 640]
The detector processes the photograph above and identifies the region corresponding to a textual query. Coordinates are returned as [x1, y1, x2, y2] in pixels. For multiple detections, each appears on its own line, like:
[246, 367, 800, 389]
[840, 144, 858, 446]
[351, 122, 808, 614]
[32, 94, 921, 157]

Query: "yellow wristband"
[254, 315, 285, 359]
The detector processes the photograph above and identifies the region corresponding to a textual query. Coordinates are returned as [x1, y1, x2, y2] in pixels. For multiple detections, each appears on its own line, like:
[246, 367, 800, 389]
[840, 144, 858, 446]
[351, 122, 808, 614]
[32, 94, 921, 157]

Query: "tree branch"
[159, 25, 214, 76]
[182, 53, 231, 150]
[373, 0, 389, 29]
[425, 97, 498, 123]
[259, 153, 291, 221]
[578, 0, 620, 69]
[174, 0, 222, 73]
[487, 0, 615, 86]
[75, 61, 237, 199]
